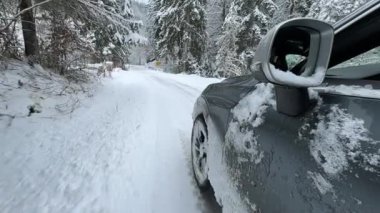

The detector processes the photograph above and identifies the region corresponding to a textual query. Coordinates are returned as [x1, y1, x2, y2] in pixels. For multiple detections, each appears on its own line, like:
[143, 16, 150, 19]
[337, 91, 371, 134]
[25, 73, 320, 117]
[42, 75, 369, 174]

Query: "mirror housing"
[252, 19, 334, 116]
[252, 18, 334, 87]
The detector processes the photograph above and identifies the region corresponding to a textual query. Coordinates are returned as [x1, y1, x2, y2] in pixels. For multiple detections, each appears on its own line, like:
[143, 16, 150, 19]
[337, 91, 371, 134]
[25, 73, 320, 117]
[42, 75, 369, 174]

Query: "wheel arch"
[192, 96, 210, 123]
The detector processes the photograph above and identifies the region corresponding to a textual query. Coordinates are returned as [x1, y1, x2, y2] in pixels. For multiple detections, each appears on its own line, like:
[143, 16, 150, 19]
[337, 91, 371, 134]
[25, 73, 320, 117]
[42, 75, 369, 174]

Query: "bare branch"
[0, 0, 53, 32]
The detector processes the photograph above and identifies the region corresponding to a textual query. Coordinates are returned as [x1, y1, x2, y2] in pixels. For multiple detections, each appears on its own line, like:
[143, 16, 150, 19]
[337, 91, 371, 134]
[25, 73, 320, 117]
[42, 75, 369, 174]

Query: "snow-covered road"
[0, 67, 221, 213]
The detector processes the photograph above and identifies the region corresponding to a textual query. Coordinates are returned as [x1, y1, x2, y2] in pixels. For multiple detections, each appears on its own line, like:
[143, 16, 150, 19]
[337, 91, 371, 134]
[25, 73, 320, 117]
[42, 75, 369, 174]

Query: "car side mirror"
[252, 18, 334, 116]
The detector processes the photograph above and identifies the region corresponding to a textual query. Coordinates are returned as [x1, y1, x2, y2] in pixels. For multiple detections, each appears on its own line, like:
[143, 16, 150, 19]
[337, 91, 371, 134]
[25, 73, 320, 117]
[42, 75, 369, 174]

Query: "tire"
[191, 116, 211, 192]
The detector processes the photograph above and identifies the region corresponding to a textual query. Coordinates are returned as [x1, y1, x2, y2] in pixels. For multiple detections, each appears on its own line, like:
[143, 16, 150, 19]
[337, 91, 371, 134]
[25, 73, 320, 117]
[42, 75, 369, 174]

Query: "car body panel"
[226, 90, 380, 212]
[194, 75, 258, 137]
[194, 78, 380, 212]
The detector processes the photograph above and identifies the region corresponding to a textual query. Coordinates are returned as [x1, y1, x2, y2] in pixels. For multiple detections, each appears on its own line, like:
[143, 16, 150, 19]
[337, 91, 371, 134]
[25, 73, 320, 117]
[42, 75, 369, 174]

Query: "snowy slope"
[0, 66, 221, 213]
[0, 60, 98, 127]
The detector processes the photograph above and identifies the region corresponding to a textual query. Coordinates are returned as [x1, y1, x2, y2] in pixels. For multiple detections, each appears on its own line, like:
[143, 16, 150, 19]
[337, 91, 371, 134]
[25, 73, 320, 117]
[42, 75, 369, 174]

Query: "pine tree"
[38, 0, 142, 69]
[291, 0, 313, 17]
[91, 0, 140, 66]
[40, 9, 95, 75]
[234, 0, 277, 54]
[154, 0, 207, 73]
[215, 0, 277, 77]
[205, 0, 233, 74]
[0, 0, 21, 58]
[1, 0, 144, 74]
[215, 2, 242, 77]
[270, 0, 312, 27]
[147, 0, 161, 61]
[308, 0, 367, 23]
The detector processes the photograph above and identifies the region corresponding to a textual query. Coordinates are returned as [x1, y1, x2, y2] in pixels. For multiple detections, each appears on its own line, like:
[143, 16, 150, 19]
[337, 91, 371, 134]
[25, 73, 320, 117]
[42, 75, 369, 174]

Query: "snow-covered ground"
[0, 64, 221, 213]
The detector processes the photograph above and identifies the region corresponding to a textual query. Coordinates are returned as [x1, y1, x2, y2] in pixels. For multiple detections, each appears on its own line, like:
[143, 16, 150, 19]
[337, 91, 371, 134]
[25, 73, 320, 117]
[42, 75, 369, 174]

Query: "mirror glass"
[270, 27, 311, 75]
[286, 54, 307, 70]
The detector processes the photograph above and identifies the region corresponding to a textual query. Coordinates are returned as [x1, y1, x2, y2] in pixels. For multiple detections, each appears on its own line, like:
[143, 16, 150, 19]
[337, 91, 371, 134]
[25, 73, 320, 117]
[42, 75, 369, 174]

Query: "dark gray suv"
[191, 1, 380, 212]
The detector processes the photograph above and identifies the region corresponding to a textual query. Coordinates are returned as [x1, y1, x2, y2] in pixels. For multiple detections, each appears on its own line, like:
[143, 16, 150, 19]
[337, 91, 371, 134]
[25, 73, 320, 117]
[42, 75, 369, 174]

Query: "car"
[191, 1, 380, 212]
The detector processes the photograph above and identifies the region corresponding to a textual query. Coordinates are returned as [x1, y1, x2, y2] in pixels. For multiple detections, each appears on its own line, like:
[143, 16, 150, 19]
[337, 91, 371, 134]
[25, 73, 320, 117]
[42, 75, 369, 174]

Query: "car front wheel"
[191, 116, 211, 191]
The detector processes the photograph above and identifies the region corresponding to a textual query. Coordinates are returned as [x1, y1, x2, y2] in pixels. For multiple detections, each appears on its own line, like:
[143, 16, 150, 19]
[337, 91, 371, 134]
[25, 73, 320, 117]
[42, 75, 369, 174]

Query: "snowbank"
[0, 60, 97, 128]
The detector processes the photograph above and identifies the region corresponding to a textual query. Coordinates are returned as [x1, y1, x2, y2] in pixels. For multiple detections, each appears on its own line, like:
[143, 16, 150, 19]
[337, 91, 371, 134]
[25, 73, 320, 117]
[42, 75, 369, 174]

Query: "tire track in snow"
[148, 71, 221, 213]
[178, 130, 222, 213]
[148, 74, 201, 99]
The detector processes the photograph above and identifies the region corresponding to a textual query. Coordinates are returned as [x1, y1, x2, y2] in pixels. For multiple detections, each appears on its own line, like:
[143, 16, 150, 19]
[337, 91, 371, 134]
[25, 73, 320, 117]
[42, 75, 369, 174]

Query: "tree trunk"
[222, 0, 228, 20]
[20, 0, 39, 57]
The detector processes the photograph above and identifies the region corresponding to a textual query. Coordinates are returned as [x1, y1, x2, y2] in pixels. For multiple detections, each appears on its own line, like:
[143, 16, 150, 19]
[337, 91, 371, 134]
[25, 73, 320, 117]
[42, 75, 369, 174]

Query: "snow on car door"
[223, 49, 380, 212]
[223, 81, 380, 212]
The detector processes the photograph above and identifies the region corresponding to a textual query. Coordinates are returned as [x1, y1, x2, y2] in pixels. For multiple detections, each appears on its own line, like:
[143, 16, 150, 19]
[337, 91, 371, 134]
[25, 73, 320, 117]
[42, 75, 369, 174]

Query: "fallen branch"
[0, 82, 18, 89]
[0, 113, 15, 118]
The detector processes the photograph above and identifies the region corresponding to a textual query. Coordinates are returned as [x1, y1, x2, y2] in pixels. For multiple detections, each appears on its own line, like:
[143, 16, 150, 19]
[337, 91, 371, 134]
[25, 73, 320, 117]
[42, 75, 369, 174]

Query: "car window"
[333, 47, 380, 68]
[326, 46, 380, 79]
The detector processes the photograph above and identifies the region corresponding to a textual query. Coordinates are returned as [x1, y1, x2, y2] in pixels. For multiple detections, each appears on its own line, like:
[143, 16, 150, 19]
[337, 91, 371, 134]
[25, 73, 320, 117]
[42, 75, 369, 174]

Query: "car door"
[224, 6, 380, 213]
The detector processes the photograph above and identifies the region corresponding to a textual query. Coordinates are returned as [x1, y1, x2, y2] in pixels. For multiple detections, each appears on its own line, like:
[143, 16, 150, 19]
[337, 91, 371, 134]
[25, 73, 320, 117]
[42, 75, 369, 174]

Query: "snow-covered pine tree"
[128, 1, 149, 65]
[38, 9, 95, 75]
[44, 0, 142, 66]
[234, 0, 276, 55]
[153, 0, 207, 74]
[214, 2, 242, 77]
[147, 0, 161, 62]
[291, 0, 313, 17]
[152, 0, 180, 69]
[0, 0, 21, 58]
[270, 0, 312, 27]
[215, 0, 277, 77]
[205, 0, 233, 75]
[91, 0, 140, 67]
[308, 0, 367, 24]
[1, 0, 145, 77]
